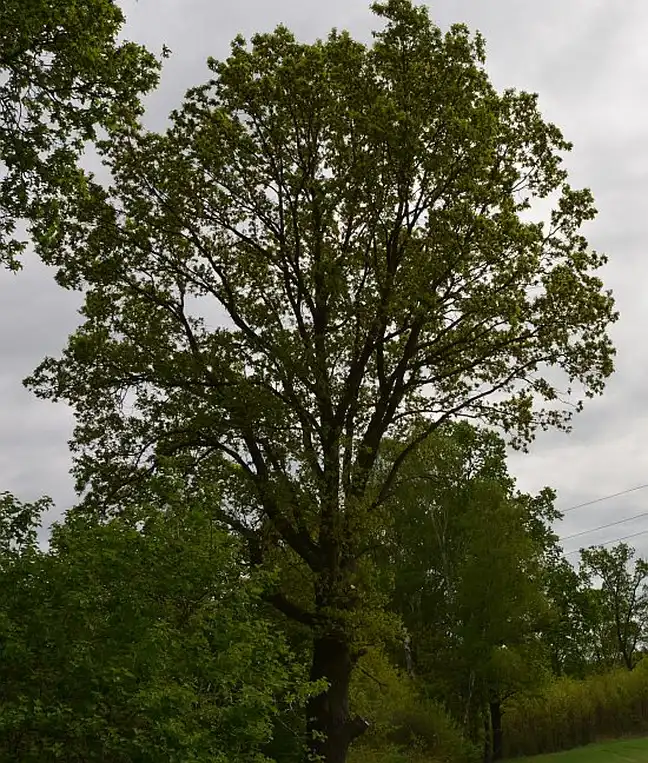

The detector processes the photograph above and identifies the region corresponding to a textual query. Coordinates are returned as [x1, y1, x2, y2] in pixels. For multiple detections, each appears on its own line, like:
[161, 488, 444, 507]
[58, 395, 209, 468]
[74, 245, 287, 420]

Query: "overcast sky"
[2, 0, 648, 554]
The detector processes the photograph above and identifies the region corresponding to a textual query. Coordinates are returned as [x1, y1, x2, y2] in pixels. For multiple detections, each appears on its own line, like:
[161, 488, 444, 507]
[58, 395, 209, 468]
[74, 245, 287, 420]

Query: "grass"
[508, 736, 648, 762]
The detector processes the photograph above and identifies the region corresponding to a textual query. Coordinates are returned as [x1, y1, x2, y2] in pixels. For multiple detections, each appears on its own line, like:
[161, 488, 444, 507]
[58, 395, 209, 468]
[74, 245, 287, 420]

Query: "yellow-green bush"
[503, 659, 648, 758]
[348, 648, 480, 763]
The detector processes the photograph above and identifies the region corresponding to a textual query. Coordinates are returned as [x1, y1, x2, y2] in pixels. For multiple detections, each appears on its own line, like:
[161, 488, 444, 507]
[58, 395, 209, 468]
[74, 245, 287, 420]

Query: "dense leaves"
[540, 554, 598, 677]
[0, 0, 159, 267]
[579, 543, 648, 670]
[0, 492, 316, 763]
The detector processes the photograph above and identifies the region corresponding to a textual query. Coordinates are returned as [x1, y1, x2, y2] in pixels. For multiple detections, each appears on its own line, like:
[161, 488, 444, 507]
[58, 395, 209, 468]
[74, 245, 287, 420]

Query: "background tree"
[0, 489, 318, 763]
[378, 424, 554, 761]
[579, 543, 648, 671]
[0, 0, 159, 267]
[26, 1, 616, 760]
[539, 553, 598, 677]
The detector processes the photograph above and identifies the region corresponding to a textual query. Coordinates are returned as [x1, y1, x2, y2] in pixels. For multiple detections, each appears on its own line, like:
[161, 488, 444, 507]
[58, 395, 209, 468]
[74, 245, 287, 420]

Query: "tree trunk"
[490, 700, 503, 762]
[483, 708, 492, 763]
[305, 633, 368, 763]
[404, 630, 415, 678]
[463, 670, 476, 730]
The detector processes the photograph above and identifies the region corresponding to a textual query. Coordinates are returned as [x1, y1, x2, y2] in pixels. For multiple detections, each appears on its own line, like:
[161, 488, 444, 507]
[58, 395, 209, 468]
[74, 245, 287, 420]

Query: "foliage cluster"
[503, 660, 648, 759]
[0, 492, 318, 763]
[0, 0, 159, 269]
[348, 647, 481, 763]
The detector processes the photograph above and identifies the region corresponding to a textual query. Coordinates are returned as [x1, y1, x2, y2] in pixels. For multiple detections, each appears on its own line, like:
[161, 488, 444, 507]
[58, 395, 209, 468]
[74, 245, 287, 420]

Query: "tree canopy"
[24, 1, 617, 761]
[377, 423, 556, 760]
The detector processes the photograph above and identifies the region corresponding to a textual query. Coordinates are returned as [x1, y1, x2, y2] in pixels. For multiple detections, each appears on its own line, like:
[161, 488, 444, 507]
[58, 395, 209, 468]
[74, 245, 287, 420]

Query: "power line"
[561, 509, 648, 542]
[561, 483, 648, 514]
[564, 527, 648, 557]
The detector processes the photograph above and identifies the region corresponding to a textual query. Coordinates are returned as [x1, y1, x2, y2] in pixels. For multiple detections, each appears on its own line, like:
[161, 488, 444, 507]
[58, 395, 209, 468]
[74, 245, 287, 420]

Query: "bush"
[387, 700, 481, 763]
[348, 648, 480, 763]
[503, 659, 648, 758]
[0, 498, 317, 763]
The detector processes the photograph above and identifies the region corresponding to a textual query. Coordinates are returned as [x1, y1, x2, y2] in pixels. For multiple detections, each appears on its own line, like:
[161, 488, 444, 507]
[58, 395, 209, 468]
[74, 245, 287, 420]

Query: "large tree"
[0, 0, 159, 268]
[27, 1, 616, 760]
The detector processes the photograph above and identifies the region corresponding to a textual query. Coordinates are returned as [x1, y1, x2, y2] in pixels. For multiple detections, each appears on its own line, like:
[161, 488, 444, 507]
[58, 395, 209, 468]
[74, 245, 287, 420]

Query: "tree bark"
[490, 700, 503, 762]
[404, 631, 415, 678]
[306, 633, 369, 763]
[483, 708, 492, 763]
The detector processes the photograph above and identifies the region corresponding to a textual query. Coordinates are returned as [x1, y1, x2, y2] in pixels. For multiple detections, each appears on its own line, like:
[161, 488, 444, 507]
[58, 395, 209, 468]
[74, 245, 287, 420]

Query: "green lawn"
[510, 737, 648, 762]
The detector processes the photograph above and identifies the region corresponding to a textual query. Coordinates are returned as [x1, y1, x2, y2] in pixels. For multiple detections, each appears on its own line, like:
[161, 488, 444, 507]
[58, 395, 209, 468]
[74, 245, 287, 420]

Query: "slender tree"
[580, 543, 648, 671]
[539, 551, 606, 677]
[378, 424, 554, 761]
[27, 2, 616, 760]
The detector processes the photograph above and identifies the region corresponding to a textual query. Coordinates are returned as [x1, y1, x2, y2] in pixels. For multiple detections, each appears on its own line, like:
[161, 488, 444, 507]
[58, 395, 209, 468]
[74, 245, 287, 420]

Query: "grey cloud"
[0, 259, 81, 365]
[0, 255, 80, 516]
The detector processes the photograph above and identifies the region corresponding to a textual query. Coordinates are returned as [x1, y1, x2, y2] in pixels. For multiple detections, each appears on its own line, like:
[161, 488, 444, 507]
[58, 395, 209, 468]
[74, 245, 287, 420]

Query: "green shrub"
[503, 659, 648, 758]
[0, 499, 317, 763]
[348, 648, 480, 763]
[348, 743, 429, 763]
[387, 699, 481, 763]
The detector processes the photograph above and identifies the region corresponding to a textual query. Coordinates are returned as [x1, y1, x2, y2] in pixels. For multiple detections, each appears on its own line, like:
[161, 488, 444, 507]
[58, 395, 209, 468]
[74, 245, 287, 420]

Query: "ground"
[510, 737, 648, 762]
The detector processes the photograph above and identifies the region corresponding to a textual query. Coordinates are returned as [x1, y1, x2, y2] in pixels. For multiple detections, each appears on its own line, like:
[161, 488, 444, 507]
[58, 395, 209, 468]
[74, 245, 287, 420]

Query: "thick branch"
[264, 591, 317, 628]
